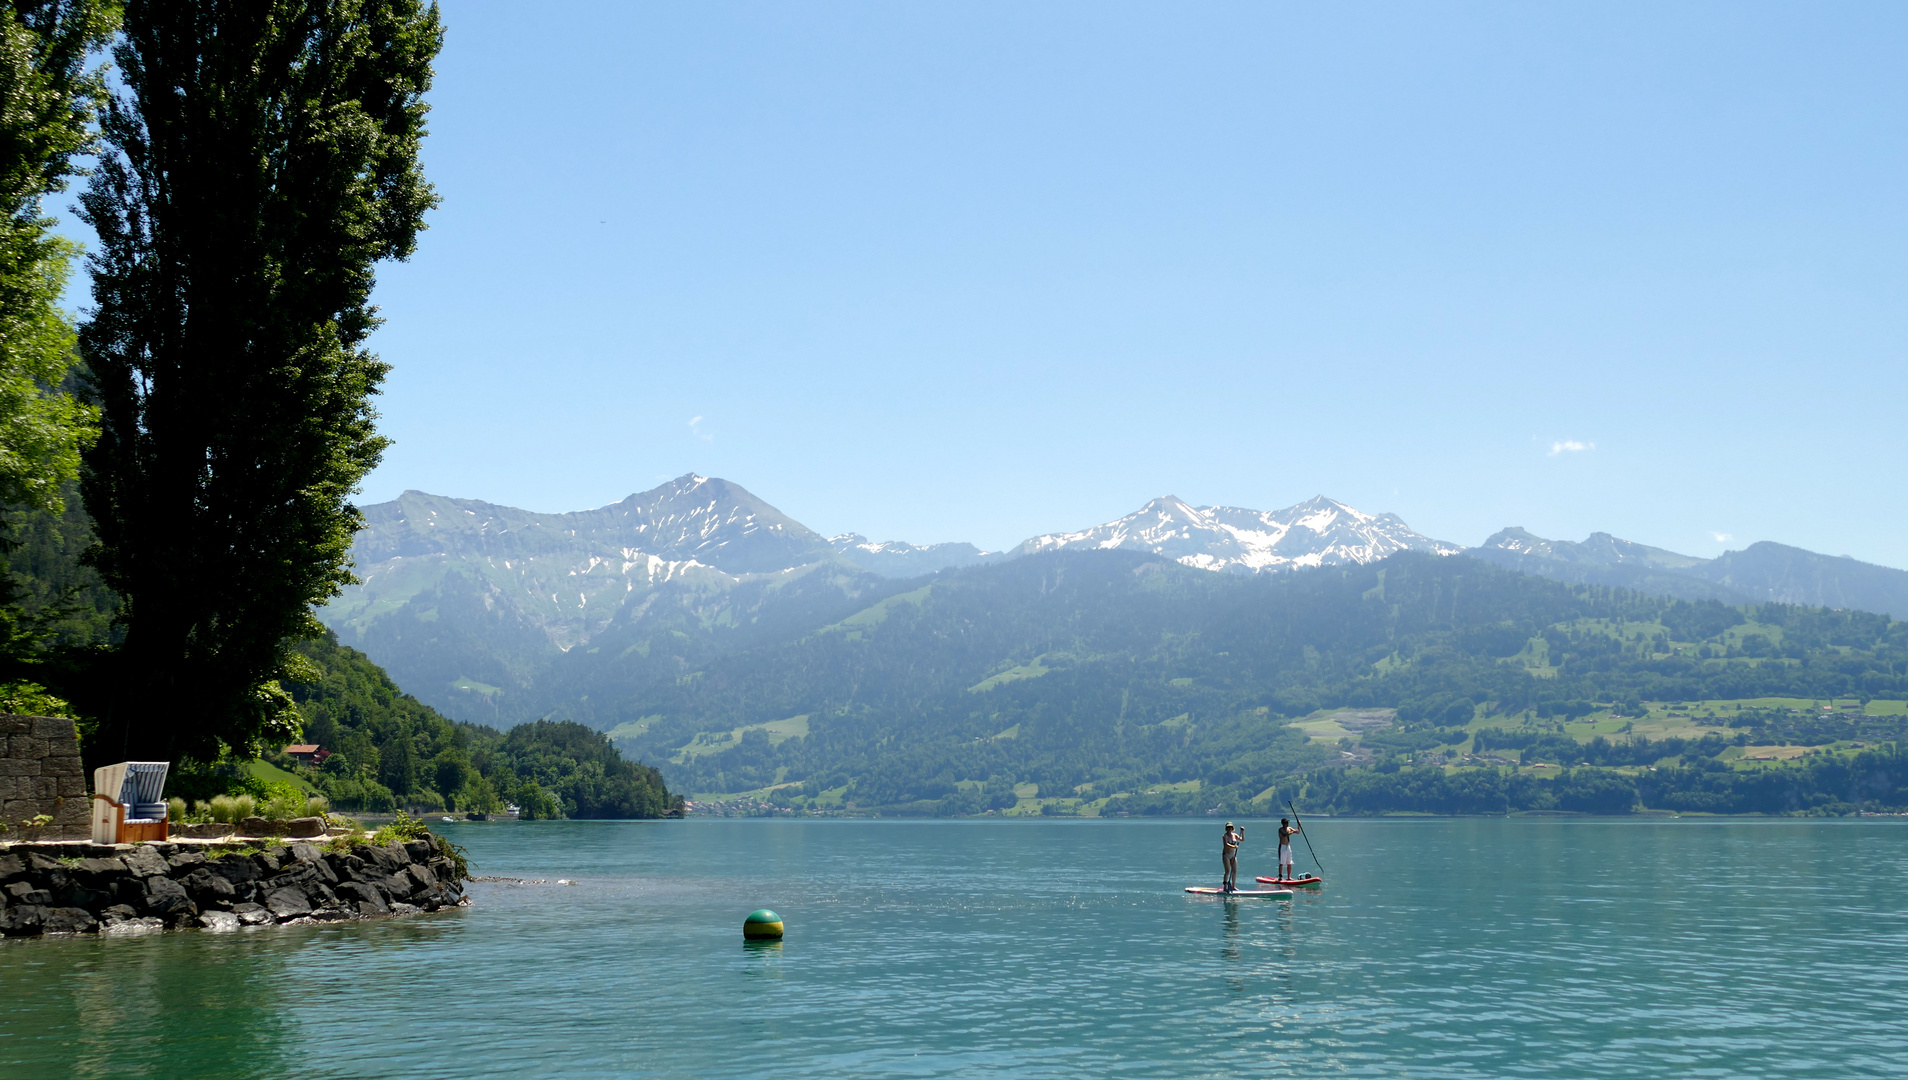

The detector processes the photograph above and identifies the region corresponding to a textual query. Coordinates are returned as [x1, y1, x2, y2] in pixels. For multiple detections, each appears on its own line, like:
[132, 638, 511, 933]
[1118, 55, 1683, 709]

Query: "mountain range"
[318, 474, 1908, 735]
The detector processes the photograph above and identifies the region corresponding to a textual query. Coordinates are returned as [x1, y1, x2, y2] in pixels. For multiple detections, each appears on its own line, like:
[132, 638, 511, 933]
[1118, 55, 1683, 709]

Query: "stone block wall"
[0, 715, 90, 840]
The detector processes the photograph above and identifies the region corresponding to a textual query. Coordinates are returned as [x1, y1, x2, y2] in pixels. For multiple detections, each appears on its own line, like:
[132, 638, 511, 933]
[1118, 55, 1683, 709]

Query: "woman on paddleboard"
[1221, 823, 1244, 891]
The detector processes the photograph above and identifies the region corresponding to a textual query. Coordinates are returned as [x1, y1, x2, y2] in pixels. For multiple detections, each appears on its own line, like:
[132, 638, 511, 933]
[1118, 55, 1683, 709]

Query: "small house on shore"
[285, 744, 331, 767]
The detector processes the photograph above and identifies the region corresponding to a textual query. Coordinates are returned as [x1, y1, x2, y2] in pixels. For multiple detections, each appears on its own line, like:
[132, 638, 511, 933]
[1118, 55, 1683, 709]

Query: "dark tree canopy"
[75, 0, 442, 763]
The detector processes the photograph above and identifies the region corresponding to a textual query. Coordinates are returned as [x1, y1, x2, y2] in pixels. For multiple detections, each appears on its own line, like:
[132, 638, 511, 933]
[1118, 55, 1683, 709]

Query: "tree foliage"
[0, 1, 114, 711]
[73, 0, 442, 763]
[282, 632, 680, 819]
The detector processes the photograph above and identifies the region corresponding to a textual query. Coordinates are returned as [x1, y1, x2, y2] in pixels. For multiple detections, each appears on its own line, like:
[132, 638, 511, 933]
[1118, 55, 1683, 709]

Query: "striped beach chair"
[91, 762, 171, 844]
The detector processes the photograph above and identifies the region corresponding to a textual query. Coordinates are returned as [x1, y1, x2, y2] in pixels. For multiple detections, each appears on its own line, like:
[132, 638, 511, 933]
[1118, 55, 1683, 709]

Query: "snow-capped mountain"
[329, 474, 842, 656]
[1011, 494, 1461, 574]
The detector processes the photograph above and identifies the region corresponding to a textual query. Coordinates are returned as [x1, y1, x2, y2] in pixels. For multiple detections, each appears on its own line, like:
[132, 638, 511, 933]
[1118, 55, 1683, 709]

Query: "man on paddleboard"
[1221, 823, 1244, 891]
[1276, 818, 1300, 881]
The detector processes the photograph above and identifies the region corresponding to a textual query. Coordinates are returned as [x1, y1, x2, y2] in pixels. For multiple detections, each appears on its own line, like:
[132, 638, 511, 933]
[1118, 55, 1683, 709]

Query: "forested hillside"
[284, 633, 679, 818]
[601, 551, 1908, 815]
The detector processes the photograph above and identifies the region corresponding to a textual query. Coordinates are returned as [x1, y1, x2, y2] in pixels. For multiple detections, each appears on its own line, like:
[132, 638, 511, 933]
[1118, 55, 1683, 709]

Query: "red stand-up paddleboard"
[1254, 875, 1323, 888]
[1184, 886, 1294, 898]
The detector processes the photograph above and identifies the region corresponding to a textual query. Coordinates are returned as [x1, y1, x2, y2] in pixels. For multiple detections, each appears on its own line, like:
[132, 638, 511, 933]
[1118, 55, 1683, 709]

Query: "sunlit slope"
[611, 551, 1908, 811]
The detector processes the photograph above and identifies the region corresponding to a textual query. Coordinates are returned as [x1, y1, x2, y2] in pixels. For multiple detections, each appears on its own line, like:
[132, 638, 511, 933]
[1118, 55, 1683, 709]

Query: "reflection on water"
[3, 818, 1906, 1079]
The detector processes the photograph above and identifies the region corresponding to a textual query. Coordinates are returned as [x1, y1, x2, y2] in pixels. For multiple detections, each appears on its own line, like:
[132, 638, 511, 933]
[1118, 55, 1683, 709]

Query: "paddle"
[1287, 799, 1324, 875]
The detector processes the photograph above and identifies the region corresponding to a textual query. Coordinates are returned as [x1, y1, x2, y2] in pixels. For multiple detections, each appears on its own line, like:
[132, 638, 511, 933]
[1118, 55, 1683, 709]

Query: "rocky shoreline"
[0, 833, 467, 937]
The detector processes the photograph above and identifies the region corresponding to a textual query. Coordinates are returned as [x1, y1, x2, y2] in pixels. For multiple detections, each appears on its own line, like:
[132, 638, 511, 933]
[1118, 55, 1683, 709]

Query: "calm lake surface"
[3, 817, 1906, 1078]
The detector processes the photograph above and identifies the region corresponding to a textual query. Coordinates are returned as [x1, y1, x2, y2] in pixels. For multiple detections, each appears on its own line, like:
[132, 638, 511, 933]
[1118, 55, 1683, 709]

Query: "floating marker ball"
[743, 909, 784, 939]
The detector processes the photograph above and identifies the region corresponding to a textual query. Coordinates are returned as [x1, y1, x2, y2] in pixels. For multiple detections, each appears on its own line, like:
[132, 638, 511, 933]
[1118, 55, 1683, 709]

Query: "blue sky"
[329, 3, 1904, 562]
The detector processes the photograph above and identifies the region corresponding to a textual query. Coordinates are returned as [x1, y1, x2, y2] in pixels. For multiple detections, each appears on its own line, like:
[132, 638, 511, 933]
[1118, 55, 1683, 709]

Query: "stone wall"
[0, 834, 468, 936]
[0, 715, 88, 841]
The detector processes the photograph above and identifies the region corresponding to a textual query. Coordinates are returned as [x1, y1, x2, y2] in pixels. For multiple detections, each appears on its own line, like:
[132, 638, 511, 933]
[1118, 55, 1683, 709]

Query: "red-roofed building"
[285, 744, 331, 767]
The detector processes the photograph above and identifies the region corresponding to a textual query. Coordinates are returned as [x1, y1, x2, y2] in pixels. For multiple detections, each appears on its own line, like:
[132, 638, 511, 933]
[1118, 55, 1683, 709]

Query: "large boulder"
[121, 846, 170, 878]
[42, 906, 97, 934]
[264, 886, 311, 921]
[198, 910, 241, 932]
[284, 817, 325, 838]
[5, 881, 51, 906]
[182, 867, 237, 906]
[335, 881, 389, 915]
[165, 850, 206, 874]
[71, 856, 126, 888]
[142, 874, 195, 917]
[231, 902, 273, 926]
[0, 903, 45, 935]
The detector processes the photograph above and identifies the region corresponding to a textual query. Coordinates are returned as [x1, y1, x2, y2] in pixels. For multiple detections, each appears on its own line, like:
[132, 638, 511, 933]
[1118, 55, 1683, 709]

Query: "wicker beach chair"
[91, 762, 171, 844]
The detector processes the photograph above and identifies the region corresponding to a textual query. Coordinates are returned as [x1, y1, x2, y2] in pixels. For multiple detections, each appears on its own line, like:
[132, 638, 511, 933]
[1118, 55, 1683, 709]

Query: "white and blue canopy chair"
[91, 761, 171, 844]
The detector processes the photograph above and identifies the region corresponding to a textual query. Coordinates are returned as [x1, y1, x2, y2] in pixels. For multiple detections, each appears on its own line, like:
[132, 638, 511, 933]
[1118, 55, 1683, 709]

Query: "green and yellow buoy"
[743, 908, 784, 940]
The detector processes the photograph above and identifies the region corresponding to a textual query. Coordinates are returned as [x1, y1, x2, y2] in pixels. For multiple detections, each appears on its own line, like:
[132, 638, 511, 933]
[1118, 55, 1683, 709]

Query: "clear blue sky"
[339, 2, 1904, 562]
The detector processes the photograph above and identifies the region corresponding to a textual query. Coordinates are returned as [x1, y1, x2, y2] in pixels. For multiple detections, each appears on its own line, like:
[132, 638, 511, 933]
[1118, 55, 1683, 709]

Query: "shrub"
[208, 793, 256, 823]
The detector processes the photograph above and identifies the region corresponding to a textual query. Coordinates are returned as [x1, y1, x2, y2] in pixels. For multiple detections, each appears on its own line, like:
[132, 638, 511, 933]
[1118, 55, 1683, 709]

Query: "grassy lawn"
[240, 758, 318, 793]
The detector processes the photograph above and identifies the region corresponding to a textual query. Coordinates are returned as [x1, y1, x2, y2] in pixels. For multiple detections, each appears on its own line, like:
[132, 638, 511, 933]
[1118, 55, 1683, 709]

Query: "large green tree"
[0, 1, 114, 708]
[74, 0, 442, 765]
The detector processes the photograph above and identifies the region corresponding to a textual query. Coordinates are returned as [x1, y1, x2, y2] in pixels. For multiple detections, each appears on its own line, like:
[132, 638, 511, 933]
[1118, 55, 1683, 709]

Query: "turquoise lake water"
[3, 817, 1906, 1078]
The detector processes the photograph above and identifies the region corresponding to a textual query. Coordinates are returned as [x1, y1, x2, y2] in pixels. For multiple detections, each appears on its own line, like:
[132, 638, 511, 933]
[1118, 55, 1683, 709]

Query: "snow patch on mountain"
[1014, 495, 1460, 574]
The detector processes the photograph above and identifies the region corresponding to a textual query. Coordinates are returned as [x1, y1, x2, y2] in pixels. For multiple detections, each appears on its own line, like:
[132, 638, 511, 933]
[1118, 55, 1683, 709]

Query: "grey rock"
[96, 903, 137, 925]
[209, 854, 260, 884]
[264, 886, 311, 921]
[325, 851, 367, 880]
[239, 816, 275, 836]
[0, 852, 25, 881]
[198, 910, 241, 932]
[183, 867, 236, 905]
[42, 906, 98, 934]
[73, 857, 128, 891]
[231, 902, 273, 926]
[121, 846, 170, 878]
[356, 843, 403, 873]
[389, 902, 421, 915]
[261, 865, 316, 895]
[165, 850, 206, 873]
[142, 874, 194, 916]
[285, 818, 325, 839]
[5, 882, 51, 905]
[55, 883, 111, 911]
[335, 881, 389, 914]
[402, 864, 437, 895]
[288, 842, 322, 864]
[402, 839, 433, 863]
[0, 904, 45, 935]
[307, 908, 353, 922]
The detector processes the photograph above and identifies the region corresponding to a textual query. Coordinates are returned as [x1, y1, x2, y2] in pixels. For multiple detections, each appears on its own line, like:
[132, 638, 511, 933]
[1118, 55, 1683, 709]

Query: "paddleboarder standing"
[1221, 823, 1244, 891]
[1276, 818, 1300, 881]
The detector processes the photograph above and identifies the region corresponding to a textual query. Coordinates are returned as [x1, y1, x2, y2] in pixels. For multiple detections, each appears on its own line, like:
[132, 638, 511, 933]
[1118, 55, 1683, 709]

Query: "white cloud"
[1547, 440, 1594, 456]
[1711, 532, 1733, 543]
[688, 415, 713, 442]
